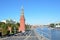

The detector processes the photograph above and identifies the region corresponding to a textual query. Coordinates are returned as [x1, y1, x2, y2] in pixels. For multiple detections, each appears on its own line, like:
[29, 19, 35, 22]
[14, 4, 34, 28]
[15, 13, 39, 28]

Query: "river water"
[35, 27, 60, 40]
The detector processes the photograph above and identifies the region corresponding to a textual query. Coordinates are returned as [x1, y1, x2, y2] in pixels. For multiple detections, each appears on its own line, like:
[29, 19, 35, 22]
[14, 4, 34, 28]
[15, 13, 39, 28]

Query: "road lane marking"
[24, 31, 32, 40]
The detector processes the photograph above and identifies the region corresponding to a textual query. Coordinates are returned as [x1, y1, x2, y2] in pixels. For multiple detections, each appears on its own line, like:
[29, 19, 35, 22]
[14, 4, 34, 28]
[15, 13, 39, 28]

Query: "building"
[56, 24, 60, 27]
[19, 6, 25, 33]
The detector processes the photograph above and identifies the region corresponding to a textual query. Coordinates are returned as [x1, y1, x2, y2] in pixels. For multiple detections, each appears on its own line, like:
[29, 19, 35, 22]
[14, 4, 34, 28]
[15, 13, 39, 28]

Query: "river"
[35, 26, 60, 40]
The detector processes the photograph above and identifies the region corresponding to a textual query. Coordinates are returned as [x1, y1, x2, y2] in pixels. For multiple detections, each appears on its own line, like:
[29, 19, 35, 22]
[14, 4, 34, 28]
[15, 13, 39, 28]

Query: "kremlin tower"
[19, 6, 25, 33]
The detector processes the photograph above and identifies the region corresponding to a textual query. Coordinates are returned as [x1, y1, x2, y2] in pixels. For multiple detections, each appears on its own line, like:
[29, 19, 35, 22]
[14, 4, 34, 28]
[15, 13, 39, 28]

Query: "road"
[24, 30, 39, 40]
[0, 29, 40, 40]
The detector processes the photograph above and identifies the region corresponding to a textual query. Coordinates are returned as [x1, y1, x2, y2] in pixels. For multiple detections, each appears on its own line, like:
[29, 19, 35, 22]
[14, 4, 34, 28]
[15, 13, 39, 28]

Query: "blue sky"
[0, 0, 60, 25]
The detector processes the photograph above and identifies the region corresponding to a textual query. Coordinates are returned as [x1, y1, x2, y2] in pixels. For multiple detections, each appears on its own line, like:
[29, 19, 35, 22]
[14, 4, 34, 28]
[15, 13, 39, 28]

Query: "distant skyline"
[0, 0, 60, 25]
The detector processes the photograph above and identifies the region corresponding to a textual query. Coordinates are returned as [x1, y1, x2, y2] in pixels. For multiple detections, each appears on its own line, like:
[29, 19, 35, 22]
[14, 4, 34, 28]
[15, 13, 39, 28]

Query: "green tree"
[0, 22, 8, 36]
[25, 24, 31, 30]
[49, 23, 55, 28]
[59, 23, 60, 25]
[6, 19, 15, 34]
[15, 23, 20, 32]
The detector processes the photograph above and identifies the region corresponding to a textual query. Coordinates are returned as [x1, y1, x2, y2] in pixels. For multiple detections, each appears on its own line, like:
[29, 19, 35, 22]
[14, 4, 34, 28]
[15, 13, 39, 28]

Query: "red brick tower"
[19, 6, 25, 33]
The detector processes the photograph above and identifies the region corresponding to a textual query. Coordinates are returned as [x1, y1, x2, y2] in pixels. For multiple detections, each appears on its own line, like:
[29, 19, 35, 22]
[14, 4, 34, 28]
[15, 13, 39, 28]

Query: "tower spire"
[21, 5, 24, 16]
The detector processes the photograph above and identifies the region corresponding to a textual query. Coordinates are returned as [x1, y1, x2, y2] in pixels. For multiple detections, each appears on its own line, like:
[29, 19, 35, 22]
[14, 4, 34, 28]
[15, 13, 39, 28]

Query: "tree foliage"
[25, 24, 31, 30]
[49, 23, 55, 28]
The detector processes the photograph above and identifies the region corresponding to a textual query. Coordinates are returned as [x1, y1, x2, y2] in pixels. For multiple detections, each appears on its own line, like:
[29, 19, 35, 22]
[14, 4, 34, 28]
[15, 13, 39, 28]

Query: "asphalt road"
[0, 30, 39, 40]
[24, 30, 39, 40]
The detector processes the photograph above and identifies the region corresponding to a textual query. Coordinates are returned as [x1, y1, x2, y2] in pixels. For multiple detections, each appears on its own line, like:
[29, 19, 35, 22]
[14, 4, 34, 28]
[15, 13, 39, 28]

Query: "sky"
[0, 0, 60, 25]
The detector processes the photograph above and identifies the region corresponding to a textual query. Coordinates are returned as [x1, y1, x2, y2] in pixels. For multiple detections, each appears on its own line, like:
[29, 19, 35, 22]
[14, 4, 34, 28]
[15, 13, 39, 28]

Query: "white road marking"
[24, 31, 32, 40]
